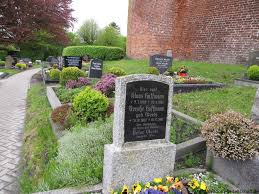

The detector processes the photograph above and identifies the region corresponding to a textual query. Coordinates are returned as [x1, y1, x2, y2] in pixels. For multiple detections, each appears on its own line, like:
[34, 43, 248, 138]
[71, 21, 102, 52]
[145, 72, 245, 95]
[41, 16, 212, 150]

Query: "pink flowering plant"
[95, 74, 117, 97]
[66, 77, 91, 89]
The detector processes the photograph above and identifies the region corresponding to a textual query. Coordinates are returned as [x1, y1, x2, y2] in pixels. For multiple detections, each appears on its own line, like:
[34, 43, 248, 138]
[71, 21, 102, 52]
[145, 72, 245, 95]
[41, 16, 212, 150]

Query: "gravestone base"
[103, 142, 176, 194]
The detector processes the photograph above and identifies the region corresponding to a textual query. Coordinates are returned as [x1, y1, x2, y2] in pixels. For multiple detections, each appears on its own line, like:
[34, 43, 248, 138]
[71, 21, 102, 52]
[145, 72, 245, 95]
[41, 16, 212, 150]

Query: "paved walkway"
[0, 69, 39, 194]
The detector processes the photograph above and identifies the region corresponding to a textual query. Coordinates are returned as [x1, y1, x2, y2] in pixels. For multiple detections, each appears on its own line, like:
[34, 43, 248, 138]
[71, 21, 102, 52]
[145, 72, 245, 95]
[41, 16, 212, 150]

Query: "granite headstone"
[103, 75, 176, 193]
[89, 59, 103, 78]
[248, 50, 259, 66]
[150, 54, 173, 74]
[63, 56, 83, 69]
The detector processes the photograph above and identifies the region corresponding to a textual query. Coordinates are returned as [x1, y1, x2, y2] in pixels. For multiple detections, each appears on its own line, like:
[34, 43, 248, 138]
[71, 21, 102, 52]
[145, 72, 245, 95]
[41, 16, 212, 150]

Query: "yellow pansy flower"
[200, 182, 208, 191]
[154, 177, 163, 183]
[174, 177, 180, 183]
[145, 182, 151, 189]
[121, 185, 128, 194]
[162, 186, 169, 192]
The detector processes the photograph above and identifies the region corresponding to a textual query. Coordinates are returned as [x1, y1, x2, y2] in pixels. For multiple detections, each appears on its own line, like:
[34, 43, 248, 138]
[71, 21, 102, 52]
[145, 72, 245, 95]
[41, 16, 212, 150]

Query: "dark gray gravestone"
[89, 59, 103, 78]
[248, 50, 259, 66]
[150, 55, 173, 74]
[64, 56, 82, 69]
[124, 81, 169, 142]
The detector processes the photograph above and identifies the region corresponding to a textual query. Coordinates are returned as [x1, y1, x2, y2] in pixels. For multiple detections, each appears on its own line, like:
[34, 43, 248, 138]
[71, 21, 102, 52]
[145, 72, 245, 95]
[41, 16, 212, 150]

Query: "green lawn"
[0, 68, 21, 76]
[104, 59, 246, 84]
[20, 83, 58, 194]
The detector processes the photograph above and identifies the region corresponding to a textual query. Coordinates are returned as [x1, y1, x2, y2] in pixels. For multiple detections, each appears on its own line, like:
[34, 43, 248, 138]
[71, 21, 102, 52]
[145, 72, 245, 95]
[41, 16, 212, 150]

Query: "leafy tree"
[67, 32, 81, 46]
[18, 31, 63, 60]
[0, 0, 75, 44]
[95, 26, 126, 50]
[77, 19, 99, 45]
[109, 22, 120, 33]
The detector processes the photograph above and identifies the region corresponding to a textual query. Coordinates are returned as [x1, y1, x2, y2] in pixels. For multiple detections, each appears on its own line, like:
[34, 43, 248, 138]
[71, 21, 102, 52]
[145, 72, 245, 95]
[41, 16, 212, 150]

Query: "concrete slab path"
[0, 69, 39, 194]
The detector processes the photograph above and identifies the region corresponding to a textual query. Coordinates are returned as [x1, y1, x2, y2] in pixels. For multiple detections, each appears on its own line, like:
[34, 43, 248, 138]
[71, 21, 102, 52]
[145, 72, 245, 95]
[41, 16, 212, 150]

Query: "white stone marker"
[103, 74, 176, 194]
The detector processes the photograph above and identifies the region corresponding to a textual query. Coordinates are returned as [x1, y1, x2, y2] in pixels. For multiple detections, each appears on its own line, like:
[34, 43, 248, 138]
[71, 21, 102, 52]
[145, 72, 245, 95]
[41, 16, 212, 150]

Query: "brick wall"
[127, 0, 259, 64]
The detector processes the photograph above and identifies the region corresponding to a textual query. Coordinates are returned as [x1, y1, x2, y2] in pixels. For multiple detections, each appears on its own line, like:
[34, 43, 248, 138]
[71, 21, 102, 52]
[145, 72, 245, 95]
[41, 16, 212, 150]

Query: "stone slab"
[174, 83, 225, 94]
[46, 86, 62, 110]
[252, 88, 259, 124]
[235, 78, 259, 88]
[103, 143, 176, 194]
[206, 150, 259, 192]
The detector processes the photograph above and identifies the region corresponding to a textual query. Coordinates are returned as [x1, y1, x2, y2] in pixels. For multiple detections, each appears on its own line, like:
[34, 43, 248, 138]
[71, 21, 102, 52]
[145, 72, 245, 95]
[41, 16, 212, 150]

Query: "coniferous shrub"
[247, 65, 259, 81]
[73, 87, 109, 122]
[107, 67, 126, 76]
[60, 67, 86, 86]
[49, 69, 61, 80]
[202, 111, 259, 160]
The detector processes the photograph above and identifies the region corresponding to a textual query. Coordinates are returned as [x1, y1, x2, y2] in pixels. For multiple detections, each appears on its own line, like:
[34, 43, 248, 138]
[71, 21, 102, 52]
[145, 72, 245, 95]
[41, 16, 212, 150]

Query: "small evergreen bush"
[73, 87, 109, 122]
[60, 67, 86, 86]
[107, 67, 126, 76]
[16, 63, 27, 70]
[247, 65, 259, 81]
[63, 46, 125, 61]
[202, 111, 259, 160]
[0, 61, 5, 66]
[148, 67, 159, 75]
[49, 69, 61, 80]
[95, 74, 117, 97]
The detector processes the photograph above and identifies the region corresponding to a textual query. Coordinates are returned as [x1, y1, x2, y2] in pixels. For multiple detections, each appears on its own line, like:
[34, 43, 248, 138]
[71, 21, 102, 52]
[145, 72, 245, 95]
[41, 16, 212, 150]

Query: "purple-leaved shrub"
[95, 74, 117, 97]
[66, 77, 90, 89]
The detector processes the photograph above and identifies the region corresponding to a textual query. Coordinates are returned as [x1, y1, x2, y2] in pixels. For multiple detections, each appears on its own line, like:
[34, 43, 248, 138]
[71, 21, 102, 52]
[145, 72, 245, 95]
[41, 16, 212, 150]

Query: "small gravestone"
[103, 75, 176, 193]
[63, 56, 82, 69]
[89, 59, 103, 78]
[47, 56, 59, 66]
[150, 54, 173, 74]
[5, 55, 14, 68]
[248, 50, 259, 66]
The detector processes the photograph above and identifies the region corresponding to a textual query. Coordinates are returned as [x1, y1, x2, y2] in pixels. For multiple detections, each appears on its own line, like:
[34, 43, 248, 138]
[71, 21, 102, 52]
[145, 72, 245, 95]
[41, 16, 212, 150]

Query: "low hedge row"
[62, 46, 125, 61]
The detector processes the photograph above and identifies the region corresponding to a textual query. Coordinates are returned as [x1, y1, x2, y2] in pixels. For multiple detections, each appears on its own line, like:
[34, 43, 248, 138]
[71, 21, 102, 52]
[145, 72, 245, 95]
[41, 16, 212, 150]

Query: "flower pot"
[206, 150, 259, 192]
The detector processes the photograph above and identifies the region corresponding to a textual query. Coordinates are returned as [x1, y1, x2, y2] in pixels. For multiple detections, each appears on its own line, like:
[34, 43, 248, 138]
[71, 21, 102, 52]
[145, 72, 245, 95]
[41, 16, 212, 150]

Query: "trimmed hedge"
[0, 61, 5, 66]
[62, 46, 125, 61]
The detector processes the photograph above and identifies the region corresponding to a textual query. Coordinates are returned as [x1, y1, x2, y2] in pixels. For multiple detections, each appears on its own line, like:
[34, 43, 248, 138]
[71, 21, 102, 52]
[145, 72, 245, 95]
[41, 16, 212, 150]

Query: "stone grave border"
[235, 78, 259, 88]
[174, 83, 225, 94]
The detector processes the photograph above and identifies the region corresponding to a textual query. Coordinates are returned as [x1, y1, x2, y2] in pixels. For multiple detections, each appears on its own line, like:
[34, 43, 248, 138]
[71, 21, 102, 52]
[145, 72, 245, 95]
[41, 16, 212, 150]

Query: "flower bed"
[112, 173, 229, 194]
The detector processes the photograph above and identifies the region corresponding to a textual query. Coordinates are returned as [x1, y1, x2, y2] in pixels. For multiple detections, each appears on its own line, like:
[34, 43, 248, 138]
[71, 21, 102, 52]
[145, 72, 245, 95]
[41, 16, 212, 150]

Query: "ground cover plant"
[20, 83, 58, 193]
[0, 68, 20, 76]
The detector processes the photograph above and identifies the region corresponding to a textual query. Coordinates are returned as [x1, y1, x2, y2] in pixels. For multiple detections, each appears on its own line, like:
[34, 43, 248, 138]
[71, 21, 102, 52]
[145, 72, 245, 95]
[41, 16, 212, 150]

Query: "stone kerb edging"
[46, 86, 62, 110]
[235, 78, 259, 88]
[251, 88, 259, 124]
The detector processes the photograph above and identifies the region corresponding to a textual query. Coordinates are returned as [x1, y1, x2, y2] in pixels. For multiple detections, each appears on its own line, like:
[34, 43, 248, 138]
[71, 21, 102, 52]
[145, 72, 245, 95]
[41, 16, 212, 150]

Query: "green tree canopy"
[77, 19, 99, 45]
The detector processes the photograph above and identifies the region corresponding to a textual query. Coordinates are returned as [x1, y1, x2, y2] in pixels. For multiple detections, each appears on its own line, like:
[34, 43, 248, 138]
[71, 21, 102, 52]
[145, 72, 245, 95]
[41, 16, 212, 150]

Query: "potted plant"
[202, 111, 259, 192]
[177, 66, 189, 77]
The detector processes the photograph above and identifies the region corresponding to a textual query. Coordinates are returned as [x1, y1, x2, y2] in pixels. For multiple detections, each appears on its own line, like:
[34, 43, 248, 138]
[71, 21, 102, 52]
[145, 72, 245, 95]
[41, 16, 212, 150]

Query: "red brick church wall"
[127, 0, 259, 64]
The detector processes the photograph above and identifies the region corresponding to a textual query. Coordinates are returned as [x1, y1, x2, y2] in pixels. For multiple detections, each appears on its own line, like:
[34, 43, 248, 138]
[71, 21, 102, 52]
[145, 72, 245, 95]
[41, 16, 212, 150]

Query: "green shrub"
[16, 63, 27, 70]
[148, 67, 159, 75]
[49, 69, 61, 80]
[247, 65, 259, 81]
[73, 87, 109, 122]
[60, 67, 86, 86]
[0, 61, 5, 66]
[62, 46, 125, 61]
[0, 50, 7, 61]
[202, 111, 259, 160]
[107, 67, 126, 76]
[56, 87, 83, 104]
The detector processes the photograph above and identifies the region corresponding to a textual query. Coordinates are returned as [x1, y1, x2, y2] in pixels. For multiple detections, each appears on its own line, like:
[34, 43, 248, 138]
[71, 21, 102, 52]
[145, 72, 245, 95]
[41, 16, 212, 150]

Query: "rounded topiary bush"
[202, 111, 259, 161]
[73, 87, 109, 122]
[49, 69, 61, 80]
[107, 67, 126, 76]
[247, 65, 259, 81]
[60, 67, 86, 86]
[62, 46, 125, 61]
[148, 67, 159, 75]
[16, 63, 27, 70]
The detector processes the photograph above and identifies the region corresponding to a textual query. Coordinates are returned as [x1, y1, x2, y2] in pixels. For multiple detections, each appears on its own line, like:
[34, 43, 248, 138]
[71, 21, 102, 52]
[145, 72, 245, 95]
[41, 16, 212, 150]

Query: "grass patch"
[20, 83, 58, 193]
[173, 86, 256, 121]
[0, 68, 21, 76]
[104, 59, 246, 84]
